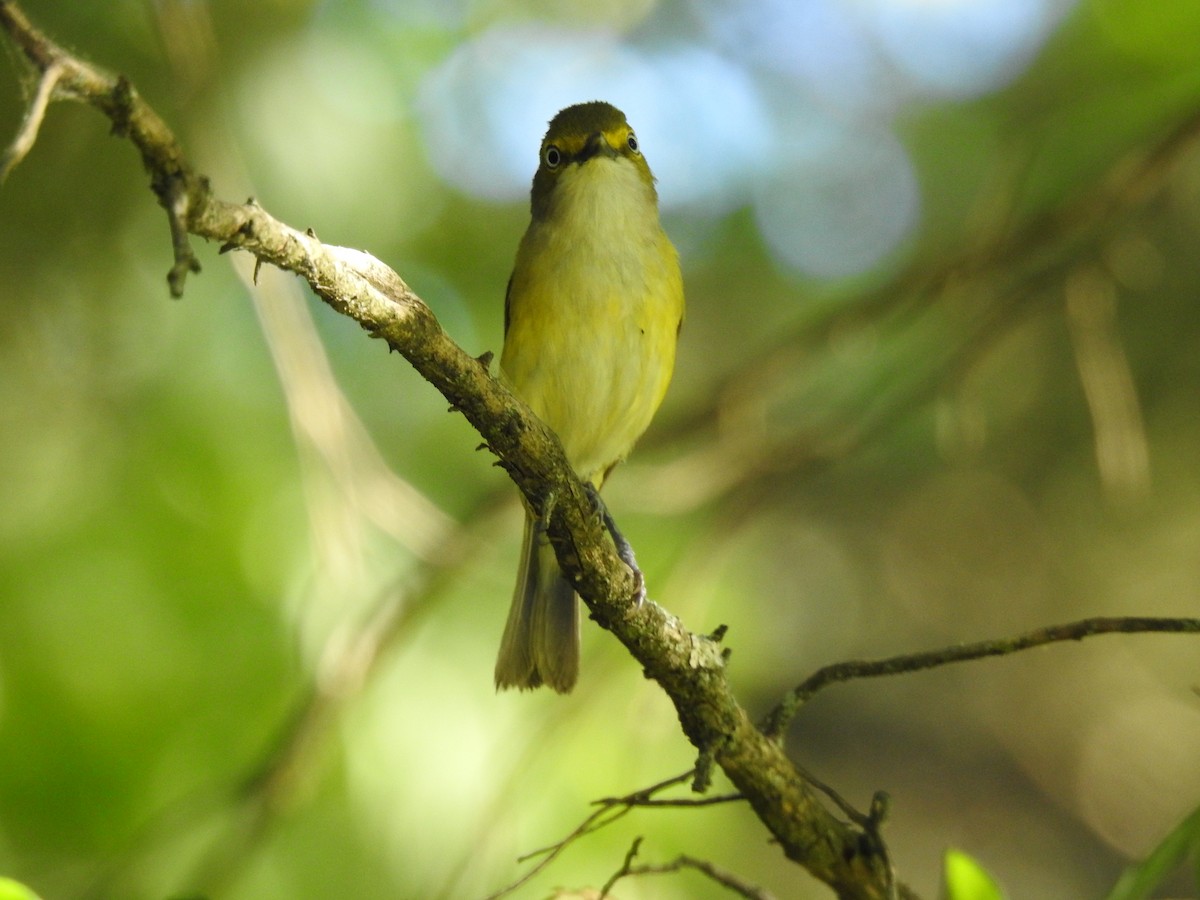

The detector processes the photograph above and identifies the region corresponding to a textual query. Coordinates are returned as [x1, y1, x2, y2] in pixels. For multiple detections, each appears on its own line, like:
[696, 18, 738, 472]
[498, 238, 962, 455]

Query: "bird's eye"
[543, 145, 561, 168]
[627, 132, 639, 154]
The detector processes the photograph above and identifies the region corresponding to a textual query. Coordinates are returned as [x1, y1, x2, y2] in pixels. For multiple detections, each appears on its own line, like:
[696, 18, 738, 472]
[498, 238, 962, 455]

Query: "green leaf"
[1105, 802, 1200, 900]
[0, 877, 43, 900]
[943, 848, 1004, 900]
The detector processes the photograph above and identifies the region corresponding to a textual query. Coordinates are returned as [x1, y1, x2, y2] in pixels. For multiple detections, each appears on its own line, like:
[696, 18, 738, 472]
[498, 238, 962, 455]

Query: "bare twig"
[600, 836, 777, 900]
[602, 791, 745, 809]
[590, 768, 706, 809]
[485, 770, 705, 899]
[764, 616, 1200, 739]
[0, 56, 59, 181]
[599, 836, 647, 898]
[484, 805, 631, 899]
[485, 769, 746, 898]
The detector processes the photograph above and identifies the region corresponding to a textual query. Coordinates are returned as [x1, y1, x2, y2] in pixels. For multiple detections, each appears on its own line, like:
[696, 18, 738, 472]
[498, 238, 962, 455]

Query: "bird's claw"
[584, 483, 646, 606]
[629, 566, 647, 608]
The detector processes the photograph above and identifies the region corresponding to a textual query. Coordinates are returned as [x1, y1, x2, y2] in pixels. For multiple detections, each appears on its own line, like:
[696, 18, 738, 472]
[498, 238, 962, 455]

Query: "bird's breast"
[500, 158, 683, 482]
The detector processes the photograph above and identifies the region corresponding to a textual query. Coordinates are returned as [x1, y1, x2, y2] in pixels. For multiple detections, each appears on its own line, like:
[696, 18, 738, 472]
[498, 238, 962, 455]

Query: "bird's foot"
[583, 483, 647, 607]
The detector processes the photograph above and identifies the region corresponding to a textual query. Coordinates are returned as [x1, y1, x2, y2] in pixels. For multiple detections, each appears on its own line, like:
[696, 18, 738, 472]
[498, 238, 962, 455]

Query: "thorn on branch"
[476, 349, 494, 370]
[219, 217, 257, 256]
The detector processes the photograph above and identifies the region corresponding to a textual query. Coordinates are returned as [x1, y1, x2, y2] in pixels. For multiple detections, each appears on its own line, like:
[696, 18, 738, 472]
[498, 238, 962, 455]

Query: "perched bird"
[494, 101, 684, 693]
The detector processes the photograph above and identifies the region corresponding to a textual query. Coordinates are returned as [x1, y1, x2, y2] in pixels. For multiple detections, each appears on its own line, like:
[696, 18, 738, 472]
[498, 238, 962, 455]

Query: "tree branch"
[0, 3, 905, 897]
[764, 616, 1200, 739]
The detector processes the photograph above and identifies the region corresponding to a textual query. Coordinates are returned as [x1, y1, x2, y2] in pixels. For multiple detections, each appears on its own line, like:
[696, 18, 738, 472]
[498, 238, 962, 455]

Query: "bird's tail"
[494, 511, 580, 693]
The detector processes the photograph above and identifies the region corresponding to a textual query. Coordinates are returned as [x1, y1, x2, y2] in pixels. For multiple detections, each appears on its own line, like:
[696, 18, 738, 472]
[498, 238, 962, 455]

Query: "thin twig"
[486, 768, 749, 898]
[599, 835, 645, 898]
[600, 838, 777, 900]
[591, 768, 697, 808]
[485, 805, 634, 900]
[0, 56, 58, 181]
[606, 792, 745, 809]
[764, 616, 1200, 739]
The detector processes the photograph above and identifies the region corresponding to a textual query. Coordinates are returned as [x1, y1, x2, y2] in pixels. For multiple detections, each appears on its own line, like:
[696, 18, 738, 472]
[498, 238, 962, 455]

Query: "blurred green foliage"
[942, 849, 1004, 900]
[1105, 802, 1200, 900]
[0, 877, 41, 900]
[2, 2, 1200, 899]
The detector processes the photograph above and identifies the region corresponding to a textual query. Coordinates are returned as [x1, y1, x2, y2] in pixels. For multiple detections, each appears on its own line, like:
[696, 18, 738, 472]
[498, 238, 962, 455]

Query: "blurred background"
[1, 0, 1199, 897]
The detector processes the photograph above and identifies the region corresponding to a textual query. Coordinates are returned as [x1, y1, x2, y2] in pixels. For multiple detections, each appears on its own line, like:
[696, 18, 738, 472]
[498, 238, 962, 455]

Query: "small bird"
[494, 101, 684, 693]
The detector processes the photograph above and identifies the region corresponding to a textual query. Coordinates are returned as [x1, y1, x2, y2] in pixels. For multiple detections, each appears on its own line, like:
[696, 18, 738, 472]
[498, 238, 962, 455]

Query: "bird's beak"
[580, 131, 619, 162]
